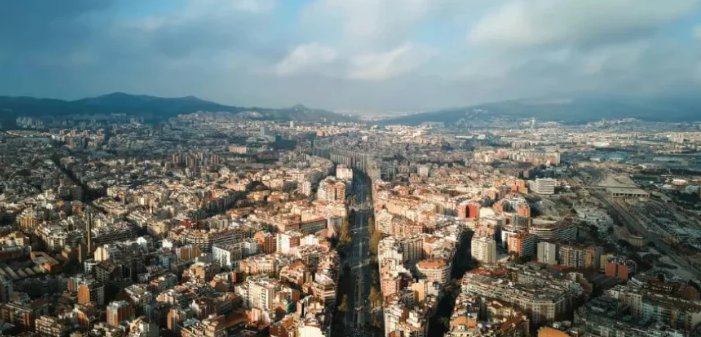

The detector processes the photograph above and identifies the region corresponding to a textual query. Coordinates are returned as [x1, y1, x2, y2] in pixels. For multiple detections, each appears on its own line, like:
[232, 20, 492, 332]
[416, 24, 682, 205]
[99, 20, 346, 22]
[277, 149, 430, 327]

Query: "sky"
[1, 0, 700, 113]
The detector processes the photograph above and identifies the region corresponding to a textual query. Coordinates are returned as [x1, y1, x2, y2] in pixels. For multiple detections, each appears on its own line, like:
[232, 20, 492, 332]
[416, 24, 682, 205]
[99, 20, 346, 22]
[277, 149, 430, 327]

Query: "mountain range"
[383, 95, 701, 125]
[1, 93, 700, 128]
[0, 92, 353, 126]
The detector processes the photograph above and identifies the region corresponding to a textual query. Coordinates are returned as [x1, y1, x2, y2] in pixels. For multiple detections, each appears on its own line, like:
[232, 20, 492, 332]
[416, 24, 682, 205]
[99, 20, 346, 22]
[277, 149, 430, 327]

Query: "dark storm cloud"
[0, 0, 286, 99]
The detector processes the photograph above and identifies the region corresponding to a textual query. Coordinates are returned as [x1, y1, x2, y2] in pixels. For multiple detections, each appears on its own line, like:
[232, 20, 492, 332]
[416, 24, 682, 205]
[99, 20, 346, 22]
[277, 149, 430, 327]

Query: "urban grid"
[0, 114, 700, 337]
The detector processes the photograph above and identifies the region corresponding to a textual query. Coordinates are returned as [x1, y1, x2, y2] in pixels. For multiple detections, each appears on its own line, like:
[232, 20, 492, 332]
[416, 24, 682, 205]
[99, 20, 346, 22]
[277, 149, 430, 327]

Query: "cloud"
[0, 1, 112, 54]
[468, 0, 699, 48]
[229, 0, 277, 13]
[456, 0, 701, 104]
[459, 36, 701, 101]
[1, 0, 700, 111]
[305, 0, 429, 47]
[119, 0, 280, 60]
[577, 41, 649, 75]
[274, 43, 338, 75]
[348, 44, 434, 81]
[176, 0, 277, 15]
[303, 0, 487, 49]
[273, 42, 435, 81]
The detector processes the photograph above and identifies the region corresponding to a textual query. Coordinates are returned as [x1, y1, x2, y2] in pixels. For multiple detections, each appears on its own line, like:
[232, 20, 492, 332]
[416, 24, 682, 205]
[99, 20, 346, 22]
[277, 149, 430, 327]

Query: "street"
[345, 173, 374, 336]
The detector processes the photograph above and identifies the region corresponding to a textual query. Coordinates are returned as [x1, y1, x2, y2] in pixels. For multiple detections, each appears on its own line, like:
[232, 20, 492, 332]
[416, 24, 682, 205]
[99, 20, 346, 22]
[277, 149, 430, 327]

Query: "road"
[345, 173, 374, 336]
